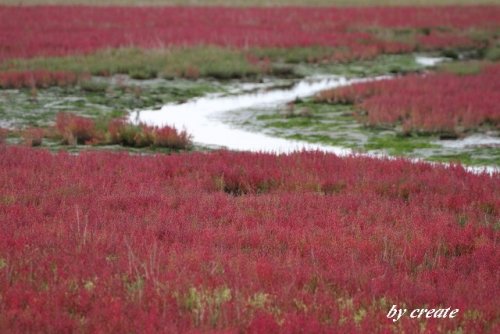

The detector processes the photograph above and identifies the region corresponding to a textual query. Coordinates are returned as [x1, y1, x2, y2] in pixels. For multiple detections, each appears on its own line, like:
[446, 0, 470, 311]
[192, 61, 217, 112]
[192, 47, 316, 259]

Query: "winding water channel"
[130, 56, 499, 174]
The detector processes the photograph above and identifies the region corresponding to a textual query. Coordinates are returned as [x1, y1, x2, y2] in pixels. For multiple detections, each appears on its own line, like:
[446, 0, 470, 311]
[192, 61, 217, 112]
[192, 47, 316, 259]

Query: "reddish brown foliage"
[0, 70, 80, 88]
[107, 118, 192, 149]
[0, 147, 498, 332]
[1, 6, 498, 61]
[56, 112, 97, 145]
[317, 63, 500, 135]
[0, 128, 8, 144]
[22, 127, 44, 147]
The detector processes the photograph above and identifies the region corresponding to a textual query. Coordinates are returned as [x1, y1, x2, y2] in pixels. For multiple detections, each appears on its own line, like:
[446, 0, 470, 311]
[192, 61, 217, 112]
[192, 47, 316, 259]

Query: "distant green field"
[1, 0, 500, 6]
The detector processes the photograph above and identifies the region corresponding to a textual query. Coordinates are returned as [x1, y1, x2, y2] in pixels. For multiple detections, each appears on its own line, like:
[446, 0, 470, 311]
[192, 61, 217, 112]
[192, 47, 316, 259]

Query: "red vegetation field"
[1, 6, 499, 61]
[0, 146, 498, 332]
[316, 63, 500, 135]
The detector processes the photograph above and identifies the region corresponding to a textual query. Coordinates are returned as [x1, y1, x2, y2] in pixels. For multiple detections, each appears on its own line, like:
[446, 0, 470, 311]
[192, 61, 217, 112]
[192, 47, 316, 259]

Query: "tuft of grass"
[1, 47, 265, 82]
[80, 80, 109, 93]
[484, 46, 500, 61]
[250, 46, 342, 64]
[356, 27, 418, 47]
[1, 48, 168, 78]
[437, 60, 486, 76]
[161, 46, 262, 80]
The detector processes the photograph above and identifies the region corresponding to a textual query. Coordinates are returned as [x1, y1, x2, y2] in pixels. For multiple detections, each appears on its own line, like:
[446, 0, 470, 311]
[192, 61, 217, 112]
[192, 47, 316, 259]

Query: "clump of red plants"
[0, 127, 8, 144]
[0, 146, 498, 333]
[107, 118, 192, 150]
[0, 70, 82, 89]
[316, 63, 500, 136]
[56, 112, 97, 145]
[21, 127, 45, 147]
[54, 112, 192, 149]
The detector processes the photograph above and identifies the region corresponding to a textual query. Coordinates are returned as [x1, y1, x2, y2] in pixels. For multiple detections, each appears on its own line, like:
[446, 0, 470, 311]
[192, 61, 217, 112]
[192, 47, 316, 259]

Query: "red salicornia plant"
[0, 70, 80, 89]
[56, 112, 97, 145]
[0, 6, 498, 61]
[316, 63, 500, 135]
[0, 147, 498, 333]
[107, 117, 192, 149]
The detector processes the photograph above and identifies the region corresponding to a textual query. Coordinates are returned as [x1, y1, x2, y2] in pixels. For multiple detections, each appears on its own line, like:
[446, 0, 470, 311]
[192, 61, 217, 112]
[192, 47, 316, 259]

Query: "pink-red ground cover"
[316, 63, 500, 135]
[0, 146, 498, 333]
[1, 6, 499, 61]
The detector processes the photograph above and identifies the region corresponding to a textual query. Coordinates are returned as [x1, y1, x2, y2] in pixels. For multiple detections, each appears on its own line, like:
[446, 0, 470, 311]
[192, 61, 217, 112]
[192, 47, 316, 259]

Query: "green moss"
[29, 139, 198, 155]
[296, 53, 425, 78]
[286, 133, 353, 147]
[438, 60, 485, 76]
[265, 118, 317, 129]
[0, 78, 217, 128]
[364, 135, 439, 154]
[428, 149, 500, 166]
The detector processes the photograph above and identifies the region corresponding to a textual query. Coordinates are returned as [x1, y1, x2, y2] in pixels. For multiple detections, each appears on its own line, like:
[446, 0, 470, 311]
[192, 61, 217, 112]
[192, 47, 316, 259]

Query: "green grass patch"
[484, 46, 500, 61]
[1, 47, 428, 85]
[0, 78, 217, 128]
[437, 60, 487, 76]
[428, 149, 500, 166]
[161, 46, 262, 79]
[1, 47, 263, 81]
[1, 48, 165, 77]
[356, 27, 418, 45]
[29, 139, 194, 155]
[251, 46, 344, 64]
[364, 135, 440, 155]
[296, 53, 425, 78]
[286, 133, 354, 147]
[265, 118, 317, 129]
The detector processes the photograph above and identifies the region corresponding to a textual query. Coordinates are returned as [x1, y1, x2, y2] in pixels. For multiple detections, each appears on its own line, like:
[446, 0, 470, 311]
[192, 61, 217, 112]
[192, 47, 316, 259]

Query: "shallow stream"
[129, 56, 499, 173]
